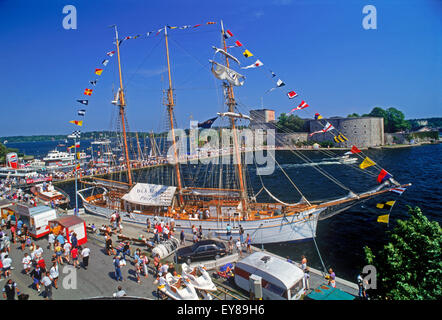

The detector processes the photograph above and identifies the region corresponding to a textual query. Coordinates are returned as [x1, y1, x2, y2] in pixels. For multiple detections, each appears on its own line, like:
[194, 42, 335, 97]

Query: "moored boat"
[181, 263, 217, 292]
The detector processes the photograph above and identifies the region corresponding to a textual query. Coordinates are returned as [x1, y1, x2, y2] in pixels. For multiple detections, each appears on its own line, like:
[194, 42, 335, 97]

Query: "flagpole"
[220, 19, 248, 213]
[74, 136, 78, 216]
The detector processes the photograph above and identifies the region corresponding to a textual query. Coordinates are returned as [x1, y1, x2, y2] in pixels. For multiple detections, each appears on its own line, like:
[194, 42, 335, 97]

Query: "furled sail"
[212, 46, 241, 65]
[217, 112, 252, 120]
[210, 60, 245, 87]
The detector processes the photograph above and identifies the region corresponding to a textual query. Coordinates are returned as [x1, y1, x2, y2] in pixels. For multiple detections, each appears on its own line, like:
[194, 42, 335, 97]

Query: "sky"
[0, 0, 440, 136]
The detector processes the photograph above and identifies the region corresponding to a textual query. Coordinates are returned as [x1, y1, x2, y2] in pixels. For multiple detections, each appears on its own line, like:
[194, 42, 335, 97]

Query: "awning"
[122, 183, 177, 207]
[306, 284, 355, 300]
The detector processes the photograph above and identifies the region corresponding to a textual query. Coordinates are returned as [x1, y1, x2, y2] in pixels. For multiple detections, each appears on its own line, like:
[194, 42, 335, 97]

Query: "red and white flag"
[106, 51, 115, 57]
[309, 121, 334, 136]
[290, 100, 308, 112]
[235, 40, 243, 47]
[241, 60, 264, 69]
[287, 91, 298, 99]
[224, 29, 234, 39]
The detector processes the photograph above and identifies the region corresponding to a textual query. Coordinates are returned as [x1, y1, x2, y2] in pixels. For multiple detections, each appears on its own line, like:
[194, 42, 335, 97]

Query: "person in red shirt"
[10, 225, 16, 244]
[37, 258, 47, 272]
[71, 247, 79, 269]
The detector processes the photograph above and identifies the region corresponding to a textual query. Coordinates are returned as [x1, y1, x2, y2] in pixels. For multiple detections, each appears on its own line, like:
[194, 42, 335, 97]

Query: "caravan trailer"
[234, 252, 306, 300]
[10, 204, 57, 238]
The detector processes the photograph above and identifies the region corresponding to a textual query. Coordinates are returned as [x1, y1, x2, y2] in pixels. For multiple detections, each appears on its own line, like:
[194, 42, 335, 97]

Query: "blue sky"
[0, 0, 440, 136]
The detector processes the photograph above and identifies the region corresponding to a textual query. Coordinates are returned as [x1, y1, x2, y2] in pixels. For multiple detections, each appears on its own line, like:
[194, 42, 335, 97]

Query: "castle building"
[308, 117, 384, 148]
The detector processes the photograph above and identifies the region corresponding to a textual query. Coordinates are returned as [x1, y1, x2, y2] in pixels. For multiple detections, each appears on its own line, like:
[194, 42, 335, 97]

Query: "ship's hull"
[81, 200, 322, 244]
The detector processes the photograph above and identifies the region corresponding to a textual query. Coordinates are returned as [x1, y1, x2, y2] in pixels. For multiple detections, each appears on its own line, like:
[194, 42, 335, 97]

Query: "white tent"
[122, 183, 177, 207]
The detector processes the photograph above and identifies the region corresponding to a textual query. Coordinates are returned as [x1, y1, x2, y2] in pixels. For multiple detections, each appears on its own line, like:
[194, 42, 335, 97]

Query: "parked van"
[234, 251, 306, 300]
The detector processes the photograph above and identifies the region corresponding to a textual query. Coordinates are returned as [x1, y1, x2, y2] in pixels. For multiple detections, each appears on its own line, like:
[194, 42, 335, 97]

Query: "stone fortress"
[248, 108, 385, 148]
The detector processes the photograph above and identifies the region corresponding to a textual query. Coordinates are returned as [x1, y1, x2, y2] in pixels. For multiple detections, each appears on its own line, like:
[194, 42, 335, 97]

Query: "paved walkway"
[1, 211, 358, 300]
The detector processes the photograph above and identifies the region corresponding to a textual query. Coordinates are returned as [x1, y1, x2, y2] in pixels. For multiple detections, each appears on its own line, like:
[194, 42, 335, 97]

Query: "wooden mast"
[135, 132, 143, 161]
[113, 25, 133, 186]
[164, 26, 184, 204]
[220, 20, 248, 212]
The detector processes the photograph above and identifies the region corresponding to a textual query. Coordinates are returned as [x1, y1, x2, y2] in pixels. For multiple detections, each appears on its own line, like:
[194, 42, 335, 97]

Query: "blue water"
[7, 140, 442, 282]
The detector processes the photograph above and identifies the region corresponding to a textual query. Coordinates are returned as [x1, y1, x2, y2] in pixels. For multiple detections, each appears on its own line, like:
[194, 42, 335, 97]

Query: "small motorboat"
[157, 273, 199, 300]
[30, 183, 70, 208]
[338, 155, 358, 164]
[181, 263, 217, 292]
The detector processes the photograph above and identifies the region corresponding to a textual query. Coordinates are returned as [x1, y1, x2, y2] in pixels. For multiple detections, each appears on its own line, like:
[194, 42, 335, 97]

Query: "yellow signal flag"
[69, 120, 83, 126]
[359, 156, 376, 169]
[377, 214, 390, 224]
[243, 49, 253, 58]
[76, 152, 81, 160]
[95, 68, 103, 75]
[376, 200, 396, 209]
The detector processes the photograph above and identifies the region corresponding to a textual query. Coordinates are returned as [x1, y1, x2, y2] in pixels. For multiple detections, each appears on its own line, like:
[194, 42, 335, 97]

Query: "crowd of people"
[0, 214, 90, 300]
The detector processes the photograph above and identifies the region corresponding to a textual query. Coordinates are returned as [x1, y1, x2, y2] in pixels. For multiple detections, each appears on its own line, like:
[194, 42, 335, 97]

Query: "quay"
[2, 207, 358, 300]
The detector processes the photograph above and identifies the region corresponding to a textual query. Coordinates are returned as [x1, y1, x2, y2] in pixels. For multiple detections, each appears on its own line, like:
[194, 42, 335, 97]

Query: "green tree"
[366, 107, 411, 133]
[364, 206, 442, 300]
[347, 113, 360, 118]
[276, 113, 306, 132]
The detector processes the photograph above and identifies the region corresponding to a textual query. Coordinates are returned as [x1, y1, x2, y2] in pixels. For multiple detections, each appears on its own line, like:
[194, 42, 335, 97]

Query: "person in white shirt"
[113, 286, 126, 298]
[63, 242, 71, 264]
[158, 263, 169, 276]
[41, 272, 53, 300]
[34, 245, 43, 260]
[22, 253, 32, 274]
[236, 239, 242, 257]
[48, 232, 55, 250]
[80, 246, 90, 270]
[2, 255, 12, 277]
[49, 262, 59, 289]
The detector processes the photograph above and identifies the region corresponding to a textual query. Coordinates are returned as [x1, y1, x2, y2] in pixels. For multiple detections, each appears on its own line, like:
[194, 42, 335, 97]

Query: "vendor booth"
[10, 204, 57, 238]
[0, 199, 14, 221]
[49, 216, 87, 246]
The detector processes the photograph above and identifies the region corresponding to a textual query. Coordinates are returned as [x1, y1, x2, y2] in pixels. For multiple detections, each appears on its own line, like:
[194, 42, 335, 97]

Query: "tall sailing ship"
[77, 22, 410, 244]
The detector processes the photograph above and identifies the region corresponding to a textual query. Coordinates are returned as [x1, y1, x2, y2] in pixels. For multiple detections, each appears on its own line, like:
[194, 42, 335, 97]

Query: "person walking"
[41, 272, 53, 300]
[30, 265, 43, 292]
[80, 246, 90, 270]
[49, 262, 59, 289]
[2, 279, 20, 300]
[113, 256, 123, 281]
[71, 246, 79, 269]
[236, 239, 242, 257]
[304, 267, 310, 290]
[239, 225, 244, 244]
[70, 233, 78, 249]
[301, 255, 308, 271]
[63, 241, 71, 265]
[134, 262, 141, 284]
[22, 253, 32, 274]
[180, 230, 185, 245]
[54, 242, 64, 265]
[48, 232, 55, 250]
[357, 273, 367, 299]
[226, 224, 232, 237]
[2, 254, 12, 278]
[245, 234, 252, 253]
